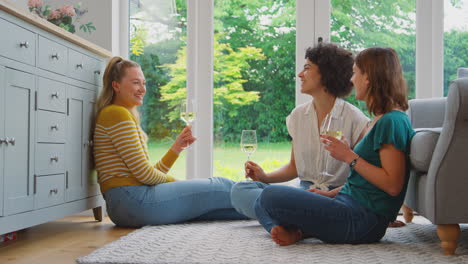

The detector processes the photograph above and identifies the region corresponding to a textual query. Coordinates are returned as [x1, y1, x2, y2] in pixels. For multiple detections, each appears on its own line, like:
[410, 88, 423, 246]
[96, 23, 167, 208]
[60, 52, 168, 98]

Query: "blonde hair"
[95, 56, 141, 121]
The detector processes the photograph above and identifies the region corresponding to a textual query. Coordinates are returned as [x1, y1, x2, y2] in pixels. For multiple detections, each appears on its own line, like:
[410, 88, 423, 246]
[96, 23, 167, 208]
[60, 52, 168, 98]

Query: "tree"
[160, 35, 265, 141]
[444, 30, 468, 95]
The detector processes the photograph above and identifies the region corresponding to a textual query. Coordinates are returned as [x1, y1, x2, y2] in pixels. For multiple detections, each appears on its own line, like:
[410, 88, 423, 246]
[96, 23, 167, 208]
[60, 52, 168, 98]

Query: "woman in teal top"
[253, 47, 415, 246]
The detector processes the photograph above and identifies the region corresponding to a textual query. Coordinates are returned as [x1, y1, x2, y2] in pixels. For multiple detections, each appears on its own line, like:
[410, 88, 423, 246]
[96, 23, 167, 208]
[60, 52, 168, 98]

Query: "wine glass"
[180, 99, 197, 148]
[319, 114, 343, 177]
[240, 130, 257, 161]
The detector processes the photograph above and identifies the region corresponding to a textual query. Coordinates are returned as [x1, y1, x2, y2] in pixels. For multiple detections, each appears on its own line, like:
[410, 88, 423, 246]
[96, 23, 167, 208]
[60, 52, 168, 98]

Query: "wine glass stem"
[323, 154, 328, 173]
[247, 153, 250, 161]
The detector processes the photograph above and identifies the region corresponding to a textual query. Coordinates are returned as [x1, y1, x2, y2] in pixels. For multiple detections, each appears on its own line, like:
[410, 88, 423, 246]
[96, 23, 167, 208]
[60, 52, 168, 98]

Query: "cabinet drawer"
[37, 77, 67, 113]
[35, 174, 65, 209]
[38, 36, 68, 75]
[36, 110, 66, 143]
[68, 49, 100, 84]
[0, 18, 36, 66]
[35, 143, 65, 175]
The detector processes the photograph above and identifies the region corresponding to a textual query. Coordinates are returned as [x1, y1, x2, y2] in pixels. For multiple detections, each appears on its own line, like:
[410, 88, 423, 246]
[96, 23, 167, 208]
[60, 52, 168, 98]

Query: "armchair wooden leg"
[437, 224, 460, 256]
[93, 206, 103, 222]
[402, 204, 414, 223]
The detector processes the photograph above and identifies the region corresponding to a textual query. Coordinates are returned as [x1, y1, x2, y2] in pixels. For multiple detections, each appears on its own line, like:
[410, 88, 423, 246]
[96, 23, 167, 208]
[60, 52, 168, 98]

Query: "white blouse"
[286, 98, 369, 190]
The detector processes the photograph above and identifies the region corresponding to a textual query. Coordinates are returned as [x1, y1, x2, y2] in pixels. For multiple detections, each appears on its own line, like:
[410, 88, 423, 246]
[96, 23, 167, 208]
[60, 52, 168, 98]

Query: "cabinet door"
[0, 65, 5, 216]
[65, 87, 85, 202]
[3, 68, 35, 216]
[83, 89, 99, 197]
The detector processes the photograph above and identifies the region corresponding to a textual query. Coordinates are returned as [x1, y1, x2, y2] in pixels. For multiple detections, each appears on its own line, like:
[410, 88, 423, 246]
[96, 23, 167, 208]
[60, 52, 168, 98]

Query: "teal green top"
[340, 110, 415, 220]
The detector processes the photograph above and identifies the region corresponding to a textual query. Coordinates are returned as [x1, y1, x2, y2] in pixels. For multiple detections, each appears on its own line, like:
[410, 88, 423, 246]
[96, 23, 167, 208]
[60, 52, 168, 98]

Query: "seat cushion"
[410, 127, 442, 172]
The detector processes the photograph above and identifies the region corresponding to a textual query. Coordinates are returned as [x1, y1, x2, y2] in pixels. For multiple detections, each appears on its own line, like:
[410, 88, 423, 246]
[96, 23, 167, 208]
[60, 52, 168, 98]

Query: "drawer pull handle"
[51, 125, 59, 131]
[19, 41, 30, 48]
[94, 70, 101, 75]
[84, 140, 93, 148]
[49, 188, 58, 195]
[76, 63, 83, 69]
[6, 137, 15, 146]
[51, 92, 59, 99]
[50, 156, 59, 162]
[51, 53, 59, 60]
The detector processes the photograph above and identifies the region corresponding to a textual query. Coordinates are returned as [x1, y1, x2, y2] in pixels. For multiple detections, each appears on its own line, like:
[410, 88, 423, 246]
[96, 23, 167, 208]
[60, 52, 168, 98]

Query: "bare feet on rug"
[270, 226, 302, 246]
[388, 220, 406, 228]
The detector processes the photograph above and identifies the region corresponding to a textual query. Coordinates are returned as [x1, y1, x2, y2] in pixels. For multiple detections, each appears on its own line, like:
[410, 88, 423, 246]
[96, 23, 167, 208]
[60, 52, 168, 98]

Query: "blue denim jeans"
[104, 177, 249, 227]
[231, 180, 335, 220]
[254, 185, 390, 244]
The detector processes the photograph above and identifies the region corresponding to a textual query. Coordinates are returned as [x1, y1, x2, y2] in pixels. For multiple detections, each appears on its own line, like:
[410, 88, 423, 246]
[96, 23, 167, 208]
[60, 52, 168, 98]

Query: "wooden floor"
[0, 215, 136, 264]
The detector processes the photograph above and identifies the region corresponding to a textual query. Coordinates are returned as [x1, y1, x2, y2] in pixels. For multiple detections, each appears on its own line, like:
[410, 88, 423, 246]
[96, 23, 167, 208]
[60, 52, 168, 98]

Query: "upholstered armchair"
[403, 77, 468, 255]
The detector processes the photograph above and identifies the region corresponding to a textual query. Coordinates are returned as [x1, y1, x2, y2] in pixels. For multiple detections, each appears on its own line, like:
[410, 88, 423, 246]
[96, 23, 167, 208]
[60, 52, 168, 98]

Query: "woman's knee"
[258, 185, 288, 210]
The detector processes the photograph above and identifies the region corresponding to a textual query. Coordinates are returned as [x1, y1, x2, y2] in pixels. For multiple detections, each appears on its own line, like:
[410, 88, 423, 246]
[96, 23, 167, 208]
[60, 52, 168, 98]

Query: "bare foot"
[388, 220, 406, 228]
[270, 225, 302, 246]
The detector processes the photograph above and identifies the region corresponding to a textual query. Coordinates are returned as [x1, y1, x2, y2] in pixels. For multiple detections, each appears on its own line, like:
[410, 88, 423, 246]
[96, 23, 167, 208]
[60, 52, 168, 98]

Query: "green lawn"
[146, 141, 291, 181]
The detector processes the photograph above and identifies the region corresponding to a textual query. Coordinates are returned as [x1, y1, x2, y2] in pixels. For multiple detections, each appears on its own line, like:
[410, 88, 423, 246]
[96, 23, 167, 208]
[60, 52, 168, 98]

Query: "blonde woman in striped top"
[94, 57, 248, 227]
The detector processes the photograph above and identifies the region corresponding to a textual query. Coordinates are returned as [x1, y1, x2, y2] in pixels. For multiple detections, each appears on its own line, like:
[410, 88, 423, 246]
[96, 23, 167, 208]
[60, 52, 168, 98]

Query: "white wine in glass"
[319, 114, 343, 177]
[240, 130, 257, 161]
[180, 99, 197, 148]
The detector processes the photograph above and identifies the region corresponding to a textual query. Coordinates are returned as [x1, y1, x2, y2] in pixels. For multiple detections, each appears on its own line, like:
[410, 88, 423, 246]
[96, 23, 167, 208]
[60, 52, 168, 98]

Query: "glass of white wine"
[320, 113, 343, 177]
[240, 130, 257, 161]
[180, 99, 197, 148]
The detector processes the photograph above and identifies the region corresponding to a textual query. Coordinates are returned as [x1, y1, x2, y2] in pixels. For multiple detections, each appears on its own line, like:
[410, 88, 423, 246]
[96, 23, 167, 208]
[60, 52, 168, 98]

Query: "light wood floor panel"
[0, 215, 136, 264]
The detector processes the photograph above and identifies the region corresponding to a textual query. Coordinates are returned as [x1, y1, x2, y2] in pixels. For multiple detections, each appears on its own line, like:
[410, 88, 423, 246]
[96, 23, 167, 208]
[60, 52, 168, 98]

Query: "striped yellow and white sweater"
[94, 104, 177, 194]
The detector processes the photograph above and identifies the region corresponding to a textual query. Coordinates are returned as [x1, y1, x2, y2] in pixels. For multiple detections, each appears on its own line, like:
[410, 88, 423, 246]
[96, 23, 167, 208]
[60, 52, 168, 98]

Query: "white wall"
[12, 0, 124, 54]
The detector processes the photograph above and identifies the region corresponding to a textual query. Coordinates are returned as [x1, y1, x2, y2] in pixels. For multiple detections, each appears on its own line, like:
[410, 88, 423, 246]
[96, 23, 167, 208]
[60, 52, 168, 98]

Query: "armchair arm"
[408, 97, 446, 129]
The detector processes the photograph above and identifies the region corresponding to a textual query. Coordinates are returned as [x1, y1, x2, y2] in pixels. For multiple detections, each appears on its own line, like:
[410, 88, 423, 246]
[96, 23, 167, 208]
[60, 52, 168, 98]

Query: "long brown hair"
[95, 56, 141, 120]
[355, 47, 408, 115]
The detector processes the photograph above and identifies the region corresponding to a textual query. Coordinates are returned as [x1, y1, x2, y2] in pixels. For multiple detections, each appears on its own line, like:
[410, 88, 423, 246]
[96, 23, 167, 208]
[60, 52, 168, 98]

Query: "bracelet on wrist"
[349, 155, 360, 168]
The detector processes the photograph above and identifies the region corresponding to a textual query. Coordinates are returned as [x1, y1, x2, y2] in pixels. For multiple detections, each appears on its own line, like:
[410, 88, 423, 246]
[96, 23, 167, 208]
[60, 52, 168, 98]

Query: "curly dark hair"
[305, 43, 354, 98]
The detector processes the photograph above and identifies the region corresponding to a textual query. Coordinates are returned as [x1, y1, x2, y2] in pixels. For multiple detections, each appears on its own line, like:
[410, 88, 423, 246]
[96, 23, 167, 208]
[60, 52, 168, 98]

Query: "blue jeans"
[104, 177, 249, 227]
[231, 180, 334, 220]
[254, 185, 390, 244]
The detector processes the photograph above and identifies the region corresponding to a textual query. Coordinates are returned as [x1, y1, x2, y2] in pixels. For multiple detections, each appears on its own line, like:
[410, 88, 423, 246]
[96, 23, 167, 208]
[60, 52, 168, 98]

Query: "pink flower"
[27, 0, 43, 8]
[48, 10, 61, 20]
[59, 5, 75, 17]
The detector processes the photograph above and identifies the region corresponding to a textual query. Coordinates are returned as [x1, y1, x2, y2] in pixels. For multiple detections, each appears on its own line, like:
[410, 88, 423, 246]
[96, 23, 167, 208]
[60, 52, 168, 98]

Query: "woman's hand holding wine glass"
[172, 125, 196, 154]
[244, 161, 268, 182]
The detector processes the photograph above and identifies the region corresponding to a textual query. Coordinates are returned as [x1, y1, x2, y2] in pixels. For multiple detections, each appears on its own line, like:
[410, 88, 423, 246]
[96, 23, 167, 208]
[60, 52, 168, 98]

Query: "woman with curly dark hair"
[253, 47, 415, 246]
[230, 43, 369, 221]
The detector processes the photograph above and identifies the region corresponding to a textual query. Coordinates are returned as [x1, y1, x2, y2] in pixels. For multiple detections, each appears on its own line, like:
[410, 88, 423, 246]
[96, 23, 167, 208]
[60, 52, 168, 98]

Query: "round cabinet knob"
[20, 41, 30, 48]
[50, 156, 59, 162]
[0, 138, 6, 145]
[76, 63, 83, 69]
[51, 92, 59, 99]
[51, 125, 59, 131]
[94, 70, 101, 75]
[51, 53, 59, 60]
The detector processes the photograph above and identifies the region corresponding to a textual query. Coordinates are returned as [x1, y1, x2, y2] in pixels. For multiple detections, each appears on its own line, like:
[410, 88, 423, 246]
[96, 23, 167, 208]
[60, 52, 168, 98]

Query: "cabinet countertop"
[0, 0, 112, 58]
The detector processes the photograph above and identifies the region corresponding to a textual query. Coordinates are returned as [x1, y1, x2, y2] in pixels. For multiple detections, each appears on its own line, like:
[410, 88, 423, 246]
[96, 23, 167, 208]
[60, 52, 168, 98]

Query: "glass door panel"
[129, 0, 188, 179]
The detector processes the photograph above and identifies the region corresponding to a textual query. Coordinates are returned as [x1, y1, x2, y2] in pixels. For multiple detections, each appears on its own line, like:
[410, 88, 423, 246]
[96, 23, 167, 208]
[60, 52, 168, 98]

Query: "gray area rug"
[77, 216, 468, 264]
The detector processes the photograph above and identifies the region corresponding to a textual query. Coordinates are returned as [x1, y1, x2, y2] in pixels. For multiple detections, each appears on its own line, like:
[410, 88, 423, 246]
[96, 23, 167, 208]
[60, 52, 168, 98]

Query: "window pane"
[331, 0, 416, 111]
[129, 0, 187, 179]
[444, 0, 468, 96]
[213, 0, 296, 181]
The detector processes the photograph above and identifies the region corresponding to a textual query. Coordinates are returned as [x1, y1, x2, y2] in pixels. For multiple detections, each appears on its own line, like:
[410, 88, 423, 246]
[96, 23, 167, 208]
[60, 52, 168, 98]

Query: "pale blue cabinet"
[66, 86, 99, 202]
[0, 66, 4, 217]
[3, 68, 35, 216]
[0, 6, 108, 235]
